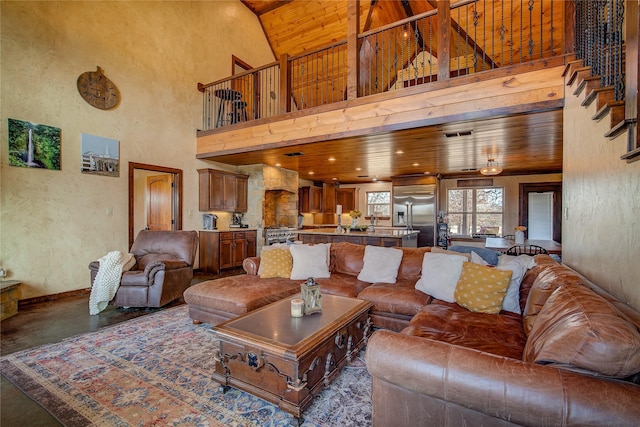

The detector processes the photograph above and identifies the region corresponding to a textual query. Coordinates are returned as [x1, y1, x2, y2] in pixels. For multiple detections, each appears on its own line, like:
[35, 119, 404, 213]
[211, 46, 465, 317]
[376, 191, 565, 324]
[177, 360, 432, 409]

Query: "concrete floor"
[0, 270, 240, 426]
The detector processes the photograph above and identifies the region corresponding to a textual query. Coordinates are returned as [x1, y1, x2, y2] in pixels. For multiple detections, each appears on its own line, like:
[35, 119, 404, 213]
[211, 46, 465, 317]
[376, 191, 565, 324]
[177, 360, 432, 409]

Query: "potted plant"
[349, 210, 362, 228]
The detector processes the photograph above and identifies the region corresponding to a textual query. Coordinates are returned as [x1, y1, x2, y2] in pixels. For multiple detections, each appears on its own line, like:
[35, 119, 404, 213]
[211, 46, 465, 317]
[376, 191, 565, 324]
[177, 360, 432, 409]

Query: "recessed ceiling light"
[424, 171, 431, 174]
[275, 163, 282, 167]
[308, 171, 314, 175]
[332, 177, 338, 180]
[372, 178, 378, 181]
[396, 150, 404, 154]
[412, 163, 419, 167]
[328, 157, 336, 161]
[355, 167, 362, 171]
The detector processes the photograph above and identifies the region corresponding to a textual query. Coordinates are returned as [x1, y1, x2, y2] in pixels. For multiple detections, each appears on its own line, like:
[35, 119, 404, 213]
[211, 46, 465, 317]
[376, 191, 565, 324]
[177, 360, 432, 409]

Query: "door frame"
[128, 162, 183, 247]
[519, 182, 562, 243]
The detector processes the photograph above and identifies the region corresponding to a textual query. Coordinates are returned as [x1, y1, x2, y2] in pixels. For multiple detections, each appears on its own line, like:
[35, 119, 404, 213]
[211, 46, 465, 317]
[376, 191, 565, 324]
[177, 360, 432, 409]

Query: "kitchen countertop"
[200, 228, 257, 232]
[297, 228, 419, 239]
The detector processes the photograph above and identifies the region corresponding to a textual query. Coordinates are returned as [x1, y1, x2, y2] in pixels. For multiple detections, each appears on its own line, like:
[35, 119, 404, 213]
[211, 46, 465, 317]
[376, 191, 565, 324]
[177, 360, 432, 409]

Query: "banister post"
[279, 53, 291, 114]
[347, 0, 360, 100]
[437, 1, 451, 83]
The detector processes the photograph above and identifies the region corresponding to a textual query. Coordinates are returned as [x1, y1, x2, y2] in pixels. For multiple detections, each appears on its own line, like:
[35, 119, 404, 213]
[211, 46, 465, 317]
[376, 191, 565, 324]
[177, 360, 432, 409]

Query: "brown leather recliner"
[89, 230, 198, 308]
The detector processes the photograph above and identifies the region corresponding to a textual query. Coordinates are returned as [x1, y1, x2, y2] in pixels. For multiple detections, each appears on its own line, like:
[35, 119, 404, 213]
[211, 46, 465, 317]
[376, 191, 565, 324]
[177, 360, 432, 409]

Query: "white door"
[528, 192, 553, 239]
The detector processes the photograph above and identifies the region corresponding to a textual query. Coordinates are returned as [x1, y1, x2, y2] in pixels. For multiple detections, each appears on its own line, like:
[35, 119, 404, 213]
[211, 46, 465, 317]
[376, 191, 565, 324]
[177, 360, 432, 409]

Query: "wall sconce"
[480, 158, 503, 176]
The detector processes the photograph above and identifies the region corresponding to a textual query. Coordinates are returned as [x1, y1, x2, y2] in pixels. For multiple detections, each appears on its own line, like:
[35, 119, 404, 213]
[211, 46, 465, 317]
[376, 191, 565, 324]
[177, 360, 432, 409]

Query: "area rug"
[1, 305, 372, 426]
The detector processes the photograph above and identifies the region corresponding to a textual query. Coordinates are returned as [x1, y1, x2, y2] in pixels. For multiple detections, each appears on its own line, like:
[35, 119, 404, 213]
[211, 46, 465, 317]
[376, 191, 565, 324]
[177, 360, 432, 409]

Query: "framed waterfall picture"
[7, 118, 61, 170]
[80, 133, 120, 177]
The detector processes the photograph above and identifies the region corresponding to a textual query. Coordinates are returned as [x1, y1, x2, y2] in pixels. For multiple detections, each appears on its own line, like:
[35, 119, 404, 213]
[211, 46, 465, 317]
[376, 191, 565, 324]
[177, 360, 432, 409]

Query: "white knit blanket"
[89, 251, 136, 315]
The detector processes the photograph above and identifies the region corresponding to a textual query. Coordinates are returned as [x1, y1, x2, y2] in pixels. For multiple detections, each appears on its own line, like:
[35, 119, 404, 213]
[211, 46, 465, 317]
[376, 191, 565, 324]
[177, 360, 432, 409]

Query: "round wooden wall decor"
[77, 66, 121, 110]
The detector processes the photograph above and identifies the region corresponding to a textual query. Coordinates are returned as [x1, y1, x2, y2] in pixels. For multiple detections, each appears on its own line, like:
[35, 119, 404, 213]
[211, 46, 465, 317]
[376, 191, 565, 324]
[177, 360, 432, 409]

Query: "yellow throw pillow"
[259, 248, 293, 278]
[454, 262, 513, 314]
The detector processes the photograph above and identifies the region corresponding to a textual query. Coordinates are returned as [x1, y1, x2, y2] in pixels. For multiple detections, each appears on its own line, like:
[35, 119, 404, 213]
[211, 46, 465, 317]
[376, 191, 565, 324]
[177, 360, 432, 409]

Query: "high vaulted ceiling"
[230, 0, 564, 183]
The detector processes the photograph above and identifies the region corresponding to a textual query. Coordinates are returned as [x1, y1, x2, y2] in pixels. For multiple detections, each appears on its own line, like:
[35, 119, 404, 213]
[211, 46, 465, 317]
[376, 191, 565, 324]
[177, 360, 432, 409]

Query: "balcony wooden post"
[437, 1, 451, 82]
[347, 0, 360, 100]
[279, 53, 291, 114]
[563, 0, 575, 54]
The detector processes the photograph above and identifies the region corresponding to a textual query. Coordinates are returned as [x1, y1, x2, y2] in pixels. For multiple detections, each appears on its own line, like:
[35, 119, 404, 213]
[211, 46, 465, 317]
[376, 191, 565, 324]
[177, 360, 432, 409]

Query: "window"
[366, 191, 391, 217]
[447, 188, 503, 236]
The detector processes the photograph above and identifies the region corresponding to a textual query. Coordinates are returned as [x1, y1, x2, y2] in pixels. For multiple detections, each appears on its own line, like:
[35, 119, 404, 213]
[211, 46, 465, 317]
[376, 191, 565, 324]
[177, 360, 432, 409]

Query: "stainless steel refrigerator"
[392, 184, 436, 247]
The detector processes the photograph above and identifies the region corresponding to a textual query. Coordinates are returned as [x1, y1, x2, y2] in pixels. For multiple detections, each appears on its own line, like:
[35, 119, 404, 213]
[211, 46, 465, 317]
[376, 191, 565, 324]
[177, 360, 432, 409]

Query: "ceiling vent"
[444, 130, 473, 138]
[284, 151, 304, 157]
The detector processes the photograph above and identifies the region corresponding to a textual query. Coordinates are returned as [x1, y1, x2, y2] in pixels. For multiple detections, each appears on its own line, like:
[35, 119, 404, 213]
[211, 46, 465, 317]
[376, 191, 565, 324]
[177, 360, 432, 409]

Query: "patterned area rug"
[1, 305, 372, 426]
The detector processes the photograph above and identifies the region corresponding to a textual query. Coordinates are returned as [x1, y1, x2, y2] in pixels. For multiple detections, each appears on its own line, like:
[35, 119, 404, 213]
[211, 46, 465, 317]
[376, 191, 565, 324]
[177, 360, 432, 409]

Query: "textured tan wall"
[563, 78, 640, 311]
[0, 1, 274, 299]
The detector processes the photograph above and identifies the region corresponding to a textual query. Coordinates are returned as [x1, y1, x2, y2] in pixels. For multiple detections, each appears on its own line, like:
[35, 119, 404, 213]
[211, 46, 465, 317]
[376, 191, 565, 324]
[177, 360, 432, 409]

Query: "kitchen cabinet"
[336, 188, 356, 211]
[235, 176, 248, 212]
[298, 186, 322, 213]
[322, 183, 337, 224]
[198, 169, 248, 212]
[199, 230, 257, 274]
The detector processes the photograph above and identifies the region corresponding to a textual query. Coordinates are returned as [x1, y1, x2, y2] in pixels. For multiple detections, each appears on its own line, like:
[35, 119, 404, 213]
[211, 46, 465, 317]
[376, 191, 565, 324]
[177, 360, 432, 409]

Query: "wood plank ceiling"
[234, 0, 564, 183]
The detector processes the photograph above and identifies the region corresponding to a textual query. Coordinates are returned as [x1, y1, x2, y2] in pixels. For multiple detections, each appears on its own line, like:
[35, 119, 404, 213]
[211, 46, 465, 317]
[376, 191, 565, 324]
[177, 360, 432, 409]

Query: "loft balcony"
[196, 1, 630, 181]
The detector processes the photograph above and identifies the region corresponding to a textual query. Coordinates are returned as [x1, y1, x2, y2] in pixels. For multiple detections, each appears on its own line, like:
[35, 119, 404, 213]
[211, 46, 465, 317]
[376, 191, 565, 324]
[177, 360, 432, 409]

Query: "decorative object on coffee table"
[290, 298, 304, 317]
[301, 277, 322, 315]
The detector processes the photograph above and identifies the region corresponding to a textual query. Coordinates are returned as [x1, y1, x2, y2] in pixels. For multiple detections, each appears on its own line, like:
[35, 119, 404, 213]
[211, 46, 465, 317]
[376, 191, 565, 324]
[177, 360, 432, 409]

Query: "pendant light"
[480, 158, 502, 176]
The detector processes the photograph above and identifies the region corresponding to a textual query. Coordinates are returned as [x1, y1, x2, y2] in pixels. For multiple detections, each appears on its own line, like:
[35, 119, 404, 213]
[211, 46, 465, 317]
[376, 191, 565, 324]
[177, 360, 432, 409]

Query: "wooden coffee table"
[211, 294, 373, 424]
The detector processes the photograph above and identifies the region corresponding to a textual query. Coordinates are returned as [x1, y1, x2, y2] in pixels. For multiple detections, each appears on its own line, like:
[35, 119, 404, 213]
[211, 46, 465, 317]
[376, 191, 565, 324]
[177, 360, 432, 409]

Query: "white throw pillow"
[357, 245, 404, 283]
[289, 244, 331, 280]
[496, 255, 535, 314]
[471, 251, 489, 266]
[415, 252, 467, 302]
[498, 254, 537, 270]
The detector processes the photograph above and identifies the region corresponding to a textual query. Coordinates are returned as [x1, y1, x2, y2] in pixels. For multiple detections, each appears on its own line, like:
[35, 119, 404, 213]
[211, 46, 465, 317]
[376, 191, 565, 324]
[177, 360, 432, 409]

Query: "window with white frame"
[447, 188, 503, 236]
[366, 191, 391, 217]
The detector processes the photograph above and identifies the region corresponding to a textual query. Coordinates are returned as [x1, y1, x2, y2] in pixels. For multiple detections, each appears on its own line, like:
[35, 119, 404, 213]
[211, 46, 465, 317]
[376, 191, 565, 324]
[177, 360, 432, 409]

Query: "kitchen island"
[297, 228, 419, 248]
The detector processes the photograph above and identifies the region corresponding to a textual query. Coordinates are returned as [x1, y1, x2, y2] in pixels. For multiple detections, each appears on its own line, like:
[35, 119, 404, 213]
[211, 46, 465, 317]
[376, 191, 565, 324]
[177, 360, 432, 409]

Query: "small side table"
[1, 280, 21, 320]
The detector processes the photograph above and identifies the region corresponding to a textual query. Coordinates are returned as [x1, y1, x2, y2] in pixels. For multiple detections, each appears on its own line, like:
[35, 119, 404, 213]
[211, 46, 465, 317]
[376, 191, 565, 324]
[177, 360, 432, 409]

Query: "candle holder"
[336, 214, 342, 234]
[290, 298, 304, 317]
[301, 278, 322, 315]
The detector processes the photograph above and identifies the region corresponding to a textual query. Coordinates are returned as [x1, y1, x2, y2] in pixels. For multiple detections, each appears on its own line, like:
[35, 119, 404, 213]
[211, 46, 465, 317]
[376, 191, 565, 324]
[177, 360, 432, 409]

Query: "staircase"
[562, 55, 627, 140]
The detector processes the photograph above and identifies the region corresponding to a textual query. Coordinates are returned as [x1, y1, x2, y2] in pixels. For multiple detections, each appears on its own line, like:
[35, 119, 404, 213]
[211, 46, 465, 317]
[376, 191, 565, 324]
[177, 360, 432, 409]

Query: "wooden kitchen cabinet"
[199, 230, 257, 274]
[336, 188, 356, 211]
[322, 183, 337, 224]
[246, 230, 257, 258]
[198, 169, 248, 212]
[235, 176, 248, 212]
[298, 186, 322, 213]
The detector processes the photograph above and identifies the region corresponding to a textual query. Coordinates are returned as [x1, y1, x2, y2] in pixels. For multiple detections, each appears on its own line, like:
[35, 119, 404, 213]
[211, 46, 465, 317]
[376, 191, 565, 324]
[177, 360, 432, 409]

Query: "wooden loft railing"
[197, 0, 571, 133]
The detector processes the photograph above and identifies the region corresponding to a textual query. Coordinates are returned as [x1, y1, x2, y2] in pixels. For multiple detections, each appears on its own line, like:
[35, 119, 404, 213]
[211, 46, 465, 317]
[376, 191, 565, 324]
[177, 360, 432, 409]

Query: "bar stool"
[214, 88, 242, 127]
[230, 100, 248, 124]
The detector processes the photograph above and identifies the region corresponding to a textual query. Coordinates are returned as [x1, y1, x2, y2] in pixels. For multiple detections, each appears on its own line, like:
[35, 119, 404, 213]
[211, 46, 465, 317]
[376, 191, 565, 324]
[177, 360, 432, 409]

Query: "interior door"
[519, 182, 562, 243]
[147, 174, 173, 230]
[528, 192, 554, 239]
[232, 55, 258, 121]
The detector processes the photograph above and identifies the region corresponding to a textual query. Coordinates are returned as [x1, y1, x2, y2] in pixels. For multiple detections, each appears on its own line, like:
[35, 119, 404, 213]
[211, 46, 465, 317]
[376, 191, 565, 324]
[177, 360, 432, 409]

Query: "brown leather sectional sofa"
[183, 242, 640, 425]
[184, 242, 432, 327]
